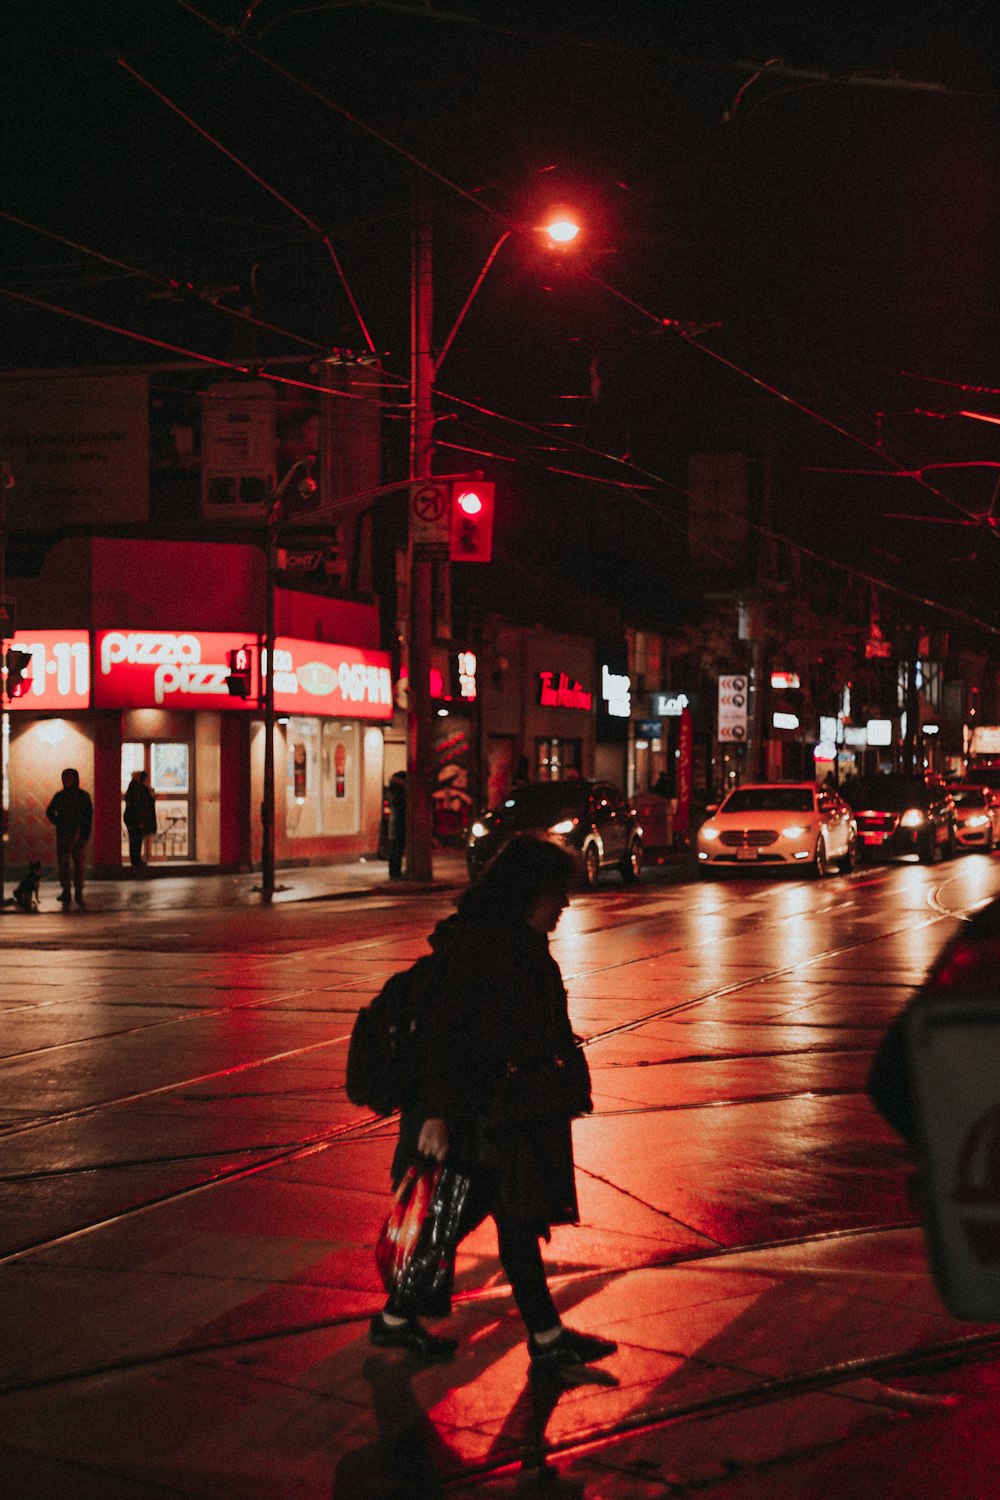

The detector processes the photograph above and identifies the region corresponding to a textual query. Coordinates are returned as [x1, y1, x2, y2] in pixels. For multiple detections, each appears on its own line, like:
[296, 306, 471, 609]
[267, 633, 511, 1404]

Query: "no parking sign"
[718, 674, 748, 742]
[907, 993, 1000, 1319]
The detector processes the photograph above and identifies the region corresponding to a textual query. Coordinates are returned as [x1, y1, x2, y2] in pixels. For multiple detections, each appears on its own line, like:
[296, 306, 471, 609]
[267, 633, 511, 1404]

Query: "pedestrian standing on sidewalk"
[45, 767, 93, 907]
[386, 769, 407, 880]
[123, 769, 157, 868]
[370, 833, 617, 1370]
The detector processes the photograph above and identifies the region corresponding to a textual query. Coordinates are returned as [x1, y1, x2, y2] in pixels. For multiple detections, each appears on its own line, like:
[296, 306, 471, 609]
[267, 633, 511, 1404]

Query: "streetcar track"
[0, 1083, 877, 1186]
[0, 874, 982, 1270]
[7, 1209, 999, 1479]
[0, 891, 962, 1250]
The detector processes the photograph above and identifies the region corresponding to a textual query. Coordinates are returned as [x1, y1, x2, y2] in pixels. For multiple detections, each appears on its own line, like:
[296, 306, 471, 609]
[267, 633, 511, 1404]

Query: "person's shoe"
[368, 1313, 457, 1360]
[528, 1327, 617, 1368]
[59, 890, 71, 906]
[74, 891, 85, 906]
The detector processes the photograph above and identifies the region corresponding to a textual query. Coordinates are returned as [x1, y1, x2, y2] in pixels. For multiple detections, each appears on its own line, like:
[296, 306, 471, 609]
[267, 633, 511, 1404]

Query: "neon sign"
[273, 638, 393, 721]
[4, 631, 90, 710]
[538, 671, 593, 711]
[94, 630, 393, 719]
[601, 664, 631, 719]
[95, 631, 251, 709]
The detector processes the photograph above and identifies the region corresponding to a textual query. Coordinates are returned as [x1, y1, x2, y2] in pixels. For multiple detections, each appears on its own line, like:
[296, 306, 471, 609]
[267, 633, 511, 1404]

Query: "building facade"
[4, 538, 391, 877]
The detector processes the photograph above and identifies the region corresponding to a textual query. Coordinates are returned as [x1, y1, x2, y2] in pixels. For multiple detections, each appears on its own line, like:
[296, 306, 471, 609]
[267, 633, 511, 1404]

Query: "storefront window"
[120, 741, 192, 861]
[322, 721, 360, 834]
[536, 738, 580, 781]
[286, 717, 360, 838]
[151, 743, 190, 794]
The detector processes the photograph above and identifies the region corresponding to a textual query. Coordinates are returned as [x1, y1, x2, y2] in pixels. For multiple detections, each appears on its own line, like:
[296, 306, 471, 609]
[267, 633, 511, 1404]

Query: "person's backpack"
[345, 952, 440, 1114]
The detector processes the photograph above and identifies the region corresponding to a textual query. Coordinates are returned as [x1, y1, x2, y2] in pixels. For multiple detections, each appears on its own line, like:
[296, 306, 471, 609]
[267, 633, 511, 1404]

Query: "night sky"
[4, 1, 1000, 633]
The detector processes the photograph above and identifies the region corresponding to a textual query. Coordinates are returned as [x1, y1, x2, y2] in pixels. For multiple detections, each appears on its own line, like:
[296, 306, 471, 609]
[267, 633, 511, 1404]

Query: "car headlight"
[469, 820, 489, 840]
[966, 813, 990, 829]
[783, 825, 806, 840]
[900, 808, 925, 827]
[548, 818, 578, 835]
[700, 825, 720, 841]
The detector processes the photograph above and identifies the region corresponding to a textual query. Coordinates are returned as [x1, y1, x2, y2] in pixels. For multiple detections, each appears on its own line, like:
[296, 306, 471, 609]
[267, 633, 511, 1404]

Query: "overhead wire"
[169, 2, 997, 542]
[12, 6, 1000, 635]
[116, 57, 378, 354]
[0, 209, 329, 357]
[5, 266, 998, 638]
[0, 284, 404, 406]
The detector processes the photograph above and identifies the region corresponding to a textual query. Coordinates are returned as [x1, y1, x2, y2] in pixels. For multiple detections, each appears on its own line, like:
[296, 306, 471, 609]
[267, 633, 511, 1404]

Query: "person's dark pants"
[127, 827, 146, 866]
[386, 1168, 559, 1334]
[56, 834, 86, 899]
[388, 834, 404, 879]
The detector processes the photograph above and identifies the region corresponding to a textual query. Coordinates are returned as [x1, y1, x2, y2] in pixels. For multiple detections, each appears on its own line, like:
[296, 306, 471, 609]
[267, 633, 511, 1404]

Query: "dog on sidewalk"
[12, 860, 42, 912]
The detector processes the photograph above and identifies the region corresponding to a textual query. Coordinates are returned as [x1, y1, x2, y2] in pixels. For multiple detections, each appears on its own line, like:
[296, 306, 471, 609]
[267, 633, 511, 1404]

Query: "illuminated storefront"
[5, 625, 393, 876]
[475, 624, 597, 807]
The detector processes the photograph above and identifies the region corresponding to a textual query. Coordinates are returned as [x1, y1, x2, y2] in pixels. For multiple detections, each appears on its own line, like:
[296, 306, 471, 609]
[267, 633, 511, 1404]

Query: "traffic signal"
[4, 647, 32, 699]
[226, 646, 253, 698]
[449, 480, 495, 563]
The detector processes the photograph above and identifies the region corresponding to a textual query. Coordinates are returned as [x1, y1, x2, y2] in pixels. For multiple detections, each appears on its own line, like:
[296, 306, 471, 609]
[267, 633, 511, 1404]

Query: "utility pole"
[405, 181, 436, 881]
[0, 459, 8, 907]
[260, 457, 316, 903]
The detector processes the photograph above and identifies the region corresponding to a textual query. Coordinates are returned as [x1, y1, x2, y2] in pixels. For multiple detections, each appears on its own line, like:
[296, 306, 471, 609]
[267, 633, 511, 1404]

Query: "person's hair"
[61, 768, 80, 785]
[460, 834, 579, 921]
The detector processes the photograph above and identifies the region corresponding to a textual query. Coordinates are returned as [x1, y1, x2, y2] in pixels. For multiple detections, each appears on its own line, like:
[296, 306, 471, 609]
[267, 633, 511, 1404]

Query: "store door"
[121, 741, 194, 862]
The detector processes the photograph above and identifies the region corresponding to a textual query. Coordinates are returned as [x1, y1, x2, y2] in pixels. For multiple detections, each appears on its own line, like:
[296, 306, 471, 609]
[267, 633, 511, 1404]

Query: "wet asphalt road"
[3, 850, 1000, 1497]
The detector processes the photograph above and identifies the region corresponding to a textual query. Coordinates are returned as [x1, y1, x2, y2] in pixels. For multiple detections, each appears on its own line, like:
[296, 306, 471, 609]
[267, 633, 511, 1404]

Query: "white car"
[697, 781, 858, 877]
[950, 784, 1000, 853]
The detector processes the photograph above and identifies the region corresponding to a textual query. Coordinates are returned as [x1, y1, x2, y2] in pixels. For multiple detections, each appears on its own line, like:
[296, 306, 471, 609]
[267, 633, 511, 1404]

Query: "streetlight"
[260, 455, 316, 904]
[405, 199, 583, 882]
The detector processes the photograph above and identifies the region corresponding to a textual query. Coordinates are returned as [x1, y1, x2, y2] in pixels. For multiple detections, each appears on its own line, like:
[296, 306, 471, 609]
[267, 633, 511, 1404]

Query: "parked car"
[949, 783, 1000, 853]
[466, 779, 643, 887]
[696, 781, 857, 876]
[846, 774, 956, 864]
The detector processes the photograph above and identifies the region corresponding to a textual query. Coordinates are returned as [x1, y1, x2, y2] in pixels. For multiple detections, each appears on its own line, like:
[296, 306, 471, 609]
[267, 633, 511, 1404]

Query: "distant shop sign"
[273, 637, 392, 721]
[538, 671, 593, 711]
[970, 726, 1000, 757]
[650, 691, 689, 718]
[4, 630, 90, 710]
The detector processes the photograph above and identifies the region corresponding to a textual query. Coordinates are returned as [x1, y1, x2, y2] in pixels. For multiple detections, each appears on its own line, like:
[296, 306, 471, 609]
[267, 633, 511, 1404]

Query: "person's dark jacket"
[124, 779, 157, 834]
[45, 785, 93, 842]
[393, 894, 590, 1230]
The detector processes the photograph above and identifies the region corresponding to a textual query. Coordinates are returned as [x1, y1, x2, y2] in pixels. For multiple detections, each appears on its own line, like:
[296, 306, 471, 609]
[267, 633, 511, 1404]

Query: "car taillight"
[929, 938, 1000, 992]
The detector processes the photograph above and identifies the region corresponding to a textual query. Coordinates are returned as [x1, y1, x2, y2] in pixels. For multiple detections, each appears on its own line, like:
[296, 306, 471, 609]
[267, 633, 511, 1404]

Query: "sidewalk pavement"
[1, 846, 698, 916]
[0, 847, 472, 915]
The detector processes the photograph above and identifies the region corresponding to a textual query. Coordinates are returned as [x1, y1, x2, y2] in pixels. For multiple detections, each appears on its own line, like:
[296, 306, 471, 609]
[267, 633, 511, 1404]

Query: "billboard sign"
[1, 375, 150, 528]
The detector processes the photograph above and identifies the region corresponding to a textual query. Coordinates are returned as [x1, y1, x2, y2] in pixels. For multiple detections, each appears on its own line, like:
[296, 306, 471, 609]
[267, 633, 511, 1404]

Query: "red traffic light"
[4, 647, 32, 699]
[226, 646, 254, 698]
[449, 480, 495, 563]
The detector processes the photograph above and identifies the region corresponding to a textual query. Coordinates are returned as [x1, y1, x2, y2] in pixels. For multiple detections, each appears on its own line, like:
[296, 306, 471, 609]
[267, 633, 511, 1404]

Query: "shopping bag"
[375, 1161, 471, 1318]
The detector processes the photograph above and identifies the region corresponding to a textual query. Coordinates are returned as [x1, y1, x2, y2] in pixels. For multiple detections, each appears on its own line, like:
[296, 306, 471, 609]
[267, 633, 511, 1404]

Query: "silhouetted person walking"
[46, 767, 93, 907]
[387, 770, 407, 880]
[370, 834, 617, 1371]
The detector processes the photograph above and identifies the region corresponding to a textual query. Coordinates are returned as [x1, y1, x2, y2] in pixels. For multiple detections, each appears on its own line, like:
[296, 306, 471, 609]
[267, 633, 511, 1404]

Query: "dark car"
[466, 779, 643, 887]
[846, 773, 956, 864]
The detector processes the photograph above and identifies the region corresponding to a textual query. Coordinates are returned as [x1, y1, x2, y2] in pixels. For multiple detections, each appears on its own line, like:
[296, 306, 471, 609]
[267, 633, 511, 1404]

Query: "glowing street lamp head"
[541, 206, 582, 248]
